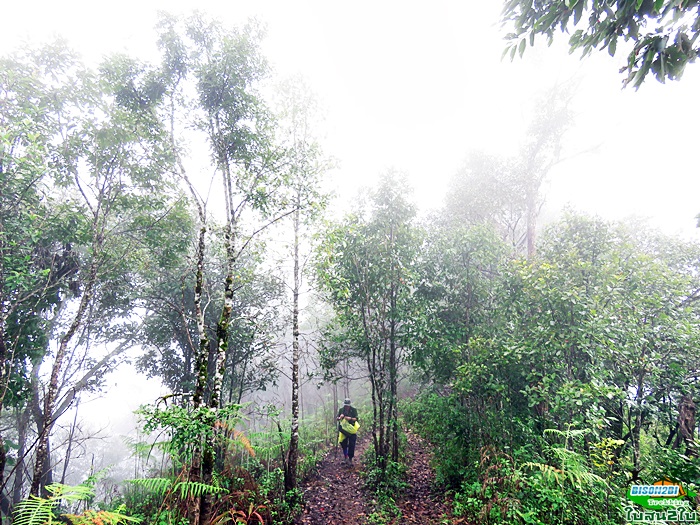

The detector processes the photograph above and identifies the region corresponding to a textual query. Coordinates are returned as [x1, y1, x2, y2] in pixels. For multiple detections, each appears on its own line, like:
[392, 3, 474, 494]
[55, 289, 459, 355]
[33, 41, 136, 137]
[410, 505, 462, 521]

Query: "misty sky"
[5, 0, 700, 239]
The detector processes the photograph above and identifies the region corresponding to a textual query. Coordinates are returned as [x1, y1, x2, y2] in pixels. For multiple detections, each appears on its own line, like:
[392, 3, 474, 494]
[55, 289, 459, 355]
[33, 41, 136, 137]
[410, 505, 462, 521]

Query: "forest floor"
[294, 429, 458, 525]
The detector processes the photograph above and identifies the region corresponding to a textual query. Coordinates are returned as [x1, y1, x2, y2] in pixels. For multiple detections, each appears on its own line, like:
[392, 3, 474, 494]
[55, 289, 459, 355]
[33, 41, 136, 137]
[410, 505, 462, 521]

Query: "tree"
[445, 85, 571, 258]
[445, 152, 529, 250]
[143, 13, 293, 524]
[493, 214, 700, 476]
[0, 42, 194, 506]
[502, 0, 700, 88]
[413, 222, 508, 385]
[316, 172, 420, 468]
[27, 46, 184, 496]
[272, 76, 329, 492]
[0, 44, 84, 498]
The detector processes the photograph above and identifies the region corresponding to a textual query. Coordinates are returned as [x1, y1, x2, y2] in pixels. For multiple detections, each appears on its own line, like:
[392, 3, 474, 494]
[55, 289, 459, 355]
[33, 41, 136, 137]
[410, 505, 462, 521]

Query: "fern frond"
[550, 446, 583, 464]
[14, 496, 56, 525]
[231, 430, 255, 457]
[524, 461, 607, 489]
[13, 484, 96, 525]
[173, 481, 227, 499]
[126, 478, 172, 495]
[46, 483, 95, 502]
[524, 462, 563, 484]
[63, 509, 142, 525]
[543, 428, 590, 439]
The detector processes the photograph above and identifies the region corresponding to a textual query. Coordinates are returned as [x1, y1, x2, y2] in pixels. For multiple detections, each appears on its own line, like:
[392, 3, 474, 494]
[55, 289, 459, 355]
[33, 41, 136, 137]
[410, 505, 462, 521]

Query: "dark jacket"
[338, 405, 358, 420]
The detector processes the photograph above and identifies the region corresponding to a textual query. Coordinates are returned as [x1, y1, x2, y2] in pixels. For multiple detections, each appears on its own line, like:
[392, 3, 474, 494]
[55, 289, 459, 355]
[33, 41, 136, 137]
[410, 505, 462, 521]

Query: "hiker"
[337, 398, 359, 464]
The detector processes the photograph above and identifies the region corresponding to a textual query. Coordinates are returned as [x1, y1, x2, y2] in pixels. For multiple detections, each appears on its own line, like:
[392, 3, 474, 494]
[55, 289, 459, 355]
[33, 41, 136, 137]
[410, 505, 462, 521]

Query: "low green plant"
[14, 484, 140, 525]
[362, 453, 408, 497]
[515, 429, 624, 525]
[127, 477, 227, 499]
[212, 502, 266, 524]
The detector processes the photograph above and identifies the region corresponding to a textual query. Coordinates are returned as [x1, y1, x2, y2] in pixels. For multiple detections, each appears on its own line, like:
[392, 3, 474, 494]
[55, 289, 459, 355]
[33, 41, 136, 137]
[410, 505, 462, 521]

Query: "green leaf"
[573, 0, 585, 24]
[502, 45, 513, 61]
[519, 38, 527, 58]
[608, 36, 617, 57]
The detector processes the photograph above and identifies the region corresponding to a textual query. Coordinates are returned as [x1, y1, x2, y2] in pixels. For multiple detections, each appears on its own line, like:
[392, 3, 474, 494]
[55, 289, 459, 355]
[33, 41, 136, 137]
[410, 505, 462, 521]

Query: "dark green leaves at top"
[501, 0, 700, 86]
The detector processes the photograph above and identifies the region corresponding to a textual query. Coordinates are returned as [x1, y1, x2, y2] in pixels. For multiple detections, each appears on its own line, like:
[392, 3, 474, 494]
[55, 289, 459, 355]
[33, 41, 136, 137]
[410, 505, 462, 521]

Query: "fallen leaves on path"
[394, 430, 456, 524]
[295, 430, 465, 525]
[294, 436, 371, 525]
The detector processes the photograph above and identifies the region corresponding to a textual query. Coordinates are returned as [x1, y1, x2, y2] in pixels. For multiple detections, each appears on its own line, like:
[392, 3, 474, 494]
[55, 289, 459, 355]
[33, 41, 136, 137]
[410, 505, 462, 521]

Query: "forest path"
[294, 430, 457, 525]
[395, 429, 455, 524]
[294, 434, 372, 525]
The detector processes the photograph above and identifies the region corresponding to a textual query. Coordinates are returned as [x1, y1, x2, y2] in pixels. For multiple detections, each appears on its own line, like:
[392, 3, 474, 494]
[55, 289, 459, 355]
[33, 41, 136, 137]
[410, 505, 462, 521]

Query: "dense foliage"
[403, 213, 700, 524]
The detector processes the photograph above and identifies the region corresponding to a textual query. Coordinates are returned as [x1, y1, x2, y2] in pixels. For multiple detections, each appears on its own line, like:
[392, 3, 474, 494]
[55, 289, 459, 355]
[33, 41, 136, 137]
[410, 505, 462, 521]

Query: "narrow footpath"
[395, 429, 455, 524]
[294, 430, 457, 525]
[294, 435, 371, 525]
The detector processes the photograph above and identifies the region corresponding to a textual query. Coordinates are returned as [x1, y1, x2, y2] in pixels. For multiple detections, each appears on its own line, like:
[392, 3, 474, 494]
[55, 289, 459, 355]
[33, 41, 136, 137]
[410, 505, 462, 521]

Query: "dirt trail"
[294, 430, 456, 525]
[294, 435, 371, 525]
[395, 429, 454, 524]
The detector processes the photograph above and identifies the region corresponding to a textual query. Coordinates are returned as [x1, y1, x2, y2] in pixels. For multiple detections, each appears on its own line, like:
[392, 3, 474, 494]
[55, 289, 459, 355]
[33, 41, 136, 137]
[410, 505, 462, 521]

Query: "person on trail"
[337, 398, 359, 465]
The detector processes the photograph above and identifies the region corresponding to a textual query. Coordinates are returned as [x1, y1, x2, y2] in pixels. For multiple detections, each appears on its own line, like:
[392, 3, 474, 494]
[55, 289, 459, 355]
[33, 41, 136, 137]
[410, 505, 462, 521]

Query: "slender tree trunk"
[526, 186, 537, 259]
[285, 204, 301, 492]
[31, 255, 97, 496]
[389, 315, 399, 463]
[0, 434, 5, 495]
[677, 395, 697, 457]
[388, 221, 399, 463]
[0, 325, 8, 493]
[191, 226, 208, 525]
[192, 226, 209, 410]
[12, 408, 31, 505]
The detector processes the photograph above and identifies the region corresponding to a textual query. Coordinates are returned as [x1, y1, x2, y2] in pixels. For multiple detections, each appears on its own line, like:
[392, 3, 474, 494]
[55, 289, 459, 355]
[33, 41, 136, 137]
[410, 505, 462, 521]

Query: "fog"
[4, 0, 700, 512]
[5, 1, 699, 237]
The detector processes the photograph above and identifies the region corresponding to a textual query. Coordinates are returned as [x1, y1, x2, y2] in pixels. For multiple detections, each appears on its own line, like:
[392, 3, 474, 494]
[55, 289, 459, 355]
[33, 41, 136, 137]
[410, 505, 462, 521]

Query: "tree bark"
[285, 202, 301, 492]
[30, 255, 97, 496]
[12, 408, 31, 505]
[677, 394, 697, 457]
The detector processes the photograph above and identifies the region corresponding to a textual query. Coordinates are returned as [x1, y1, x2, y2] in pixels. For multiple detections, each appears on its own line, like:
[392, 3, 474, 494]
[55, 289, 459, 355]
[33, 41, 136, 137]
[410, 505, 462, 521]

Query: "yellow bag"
[338, 420, 360, 443]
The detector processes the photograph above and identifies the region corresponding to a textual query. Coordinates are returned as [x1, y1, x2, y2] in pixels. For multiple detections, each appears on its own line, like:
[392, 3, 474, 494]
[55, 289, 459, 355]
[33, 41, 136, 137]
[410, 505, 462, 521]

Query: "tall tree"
[272, 76, 329, 492]
[446, 85, 571, 257]
[148, 14, 292, 524]
[316, 172, 419, 467]
[413, 221, 508, 385]
[28, 47, 181, 496]
[0, 47, 66, 495]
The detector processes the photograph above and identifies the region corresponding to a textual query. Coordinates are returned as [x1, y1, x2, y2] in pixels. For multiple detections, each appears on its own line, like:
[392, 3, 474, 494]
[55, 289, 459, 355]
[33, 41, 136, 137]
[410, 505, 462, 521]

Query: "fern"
[524, 449, 608, 489]
[215, 420, 256, 457]
[543, 427, 590, 440]
[127, 477, 227, 500]
[173, 481, 227, 499]
[13, 484, 96, 525]
[63, 508, 141, 525]
[525, 426, 610, 490]
[126, 477, 173, 495]
[14, 496, 57, 525]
